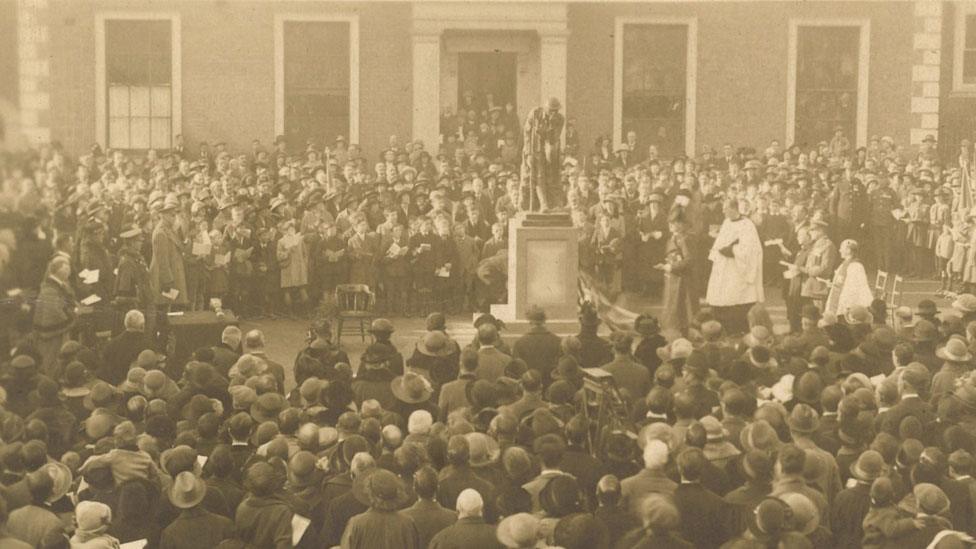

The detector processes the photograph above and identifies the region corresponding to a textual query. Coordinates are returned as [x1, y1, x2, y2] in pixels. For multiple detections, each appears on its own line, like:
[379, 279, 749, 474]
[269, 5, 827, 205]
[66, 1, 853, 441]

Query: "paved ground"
[244, 275, 949, 392]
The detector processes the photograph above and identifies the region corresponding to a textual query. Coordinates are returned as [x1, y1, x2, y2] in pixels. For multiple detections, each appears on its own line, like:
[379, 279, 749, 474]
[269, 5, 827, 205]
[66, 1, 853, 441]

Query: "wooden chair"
[886, 275, 904, 323]
[334, 284, 375, 344]
[874, 270, 889, 299]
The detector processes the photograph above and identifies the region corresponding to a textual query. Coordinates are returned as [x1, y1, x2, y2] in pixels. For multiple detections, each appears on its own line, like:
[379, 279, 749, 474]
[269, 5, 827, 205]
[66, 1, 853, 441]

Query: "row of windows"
[101, 13, 976, 153]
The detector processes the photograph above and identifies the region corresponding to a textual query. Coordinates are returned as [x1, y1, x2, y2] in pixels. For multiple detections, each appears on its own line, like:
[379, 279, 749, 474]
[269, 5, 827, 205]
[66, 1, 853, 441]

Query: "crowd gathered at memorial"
[4, 90, 976, 548]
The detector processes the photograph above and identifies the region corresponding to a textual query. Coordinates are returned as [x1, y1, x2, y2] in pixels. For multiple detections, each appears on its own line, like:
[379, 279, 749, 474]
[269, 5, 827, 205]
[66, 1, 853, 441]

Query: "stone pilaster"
[17, 0, 51, 146]
[910, 0, 943, 146]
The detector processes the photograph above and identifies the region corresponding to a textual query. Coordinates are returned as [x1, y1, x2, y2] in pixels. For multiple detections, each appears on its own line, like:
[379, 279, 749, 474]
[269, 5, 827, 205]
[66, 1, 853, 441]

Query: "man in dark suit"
[881, 363, 936, 435]
[672, 448, 743, 549]
[403, 466, 457, 549]
[99, 310, 152, 385]
[601, 331, 652, 405]
[512, 306, 562, 387]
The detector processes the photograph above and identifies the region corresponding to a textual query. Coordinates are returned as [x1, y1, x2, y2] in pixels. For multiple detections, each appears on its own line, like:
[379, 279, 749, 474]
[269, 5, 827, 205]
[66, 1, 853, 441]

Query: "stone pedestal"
[491, 212, 579, 333]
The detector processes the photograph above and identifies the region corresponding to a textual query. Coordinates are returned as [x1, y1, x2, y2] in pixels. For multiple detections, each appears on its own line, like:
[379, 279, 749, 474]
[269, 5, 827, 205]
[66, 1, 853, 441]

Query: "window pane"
[130, 117, 151, 149]
[130, 86, 150, 116]
[795, 26, 860, 148]
[109, 118, 130, 149]
[965, 50, 976, 83]
[967, 15, 976, 49]
[621, 24, 687, 158]
[283, 21, 351, 149]
[109, 86, 129, 117]
[151, 86, 171, 117]
[151, 118, 171, 149]
[105, 19, 172, 148]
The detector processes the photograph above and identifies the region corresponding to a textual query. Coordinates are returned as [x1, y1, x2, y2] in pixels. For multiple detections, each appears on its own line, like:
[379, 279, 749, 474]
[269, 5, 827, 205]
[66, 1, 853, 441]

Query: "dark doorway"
[456, 52, 517, 117]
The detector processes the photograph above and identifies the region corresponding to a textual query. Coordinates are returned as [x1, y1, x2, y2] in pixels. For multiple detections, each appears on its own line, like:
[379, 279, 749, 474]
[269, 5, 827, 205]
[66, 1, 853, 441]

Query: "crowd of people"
[3, 101, 976, 547]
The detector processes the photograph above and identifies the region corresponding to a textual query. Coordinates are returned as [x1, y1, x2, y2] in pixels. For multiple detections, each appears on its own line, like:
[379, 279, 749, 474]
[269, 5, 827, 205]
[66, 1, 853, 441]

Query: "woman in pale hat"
[496, 512, 542, 549]
[70, 500, 120, 548]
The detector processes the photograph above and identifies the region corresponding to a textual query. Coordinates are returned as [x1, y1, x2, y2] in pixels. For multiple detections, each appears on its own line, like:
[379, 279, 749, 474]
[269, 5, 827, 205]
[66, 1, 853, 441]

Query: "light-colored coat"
[801, 236, 838, 299]
[706, 217, 764, 306]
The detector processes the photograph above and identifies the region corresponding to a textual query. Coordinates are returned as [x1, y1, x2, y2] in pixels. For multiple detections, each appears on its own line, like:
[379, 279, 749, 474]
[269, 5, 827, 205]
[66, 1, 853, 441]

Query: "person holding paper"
[113, 226, 150, 328]
[825, 239, 874, 317]
[348, 218, 381, 288]
[659, 213, 696, 336]
[381, 225, 411, 316]
[276, 220, 310, 318]
[799, 219, 838, 311]
[205, 230, 231, 308]
[705, 198, 764, 336]
[184, 222, 212, 311]
[32, 256, 78, 377]
[79, 220, 114, 304]
[150, 196, 188, 308]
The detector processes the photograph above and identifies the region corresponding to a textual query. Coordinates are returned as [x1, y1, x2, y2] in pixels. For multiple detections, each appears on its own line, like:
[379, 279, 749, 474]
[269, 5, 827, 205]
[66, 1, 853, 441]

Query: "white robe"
[706, 217, 765, 306]
[825, 259, 874, 316]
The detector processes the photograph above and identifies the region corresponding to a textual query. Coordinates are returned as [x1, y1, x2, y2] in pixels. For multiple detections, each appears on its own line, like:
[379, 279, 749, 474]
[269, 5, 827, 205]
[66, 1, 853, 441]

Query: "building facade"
[7, 0, 976, 161]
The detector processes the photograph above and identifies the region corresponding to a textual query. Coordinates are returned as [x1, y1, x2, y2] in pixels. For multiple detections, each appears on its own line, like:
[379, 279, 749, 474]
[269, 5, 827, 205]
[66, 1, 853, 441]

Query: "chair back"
[335, 284, 374, 313]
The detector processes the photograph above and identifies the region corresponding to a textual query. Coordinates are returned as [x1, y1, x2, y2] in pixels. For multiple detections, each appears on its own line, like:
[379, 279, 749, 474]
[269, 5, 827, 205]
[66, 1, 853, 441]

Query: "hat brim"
[169, 479, 208, 509]
[849, 462, 882, 483]
[352, 470, 408, 510]
[417, 343, 453, 358]
[390, 376, 433, 404]
[936, 348, 973, 363]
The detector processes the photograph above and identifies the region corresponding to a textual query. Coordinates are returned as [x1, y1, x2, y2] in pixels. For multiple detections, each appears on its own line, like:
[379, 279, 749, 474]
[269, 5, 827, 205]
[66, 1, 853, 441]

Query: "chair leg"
[335, 319, 343, 346]
[360, 320, 366, 342]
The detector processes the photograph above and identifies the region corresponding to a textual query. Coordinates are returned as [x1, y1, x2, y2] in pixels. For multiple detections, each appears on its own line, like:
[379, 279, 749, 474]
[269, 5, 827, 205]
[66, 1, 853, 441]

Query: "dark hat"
[795, 371, 824, 405]
[912, 319, 939, 342]
[902, 362, 931, 391]
[84, 382, 118, 411]
[850, 450, 886, 483]
[914, 483, 950, 515]
[787, 403, 820, 434]
[369, 318, 395, 334]
[358, 469, 407, 511]
[751, 497, 793, 537]
[250, 393, 287, 423]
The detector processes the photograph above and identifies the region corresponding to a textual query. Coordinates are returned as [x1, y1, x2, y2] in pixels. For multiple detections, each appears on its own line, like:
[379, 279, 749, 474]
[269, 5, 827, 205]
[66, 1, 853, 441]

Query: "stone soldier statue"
[520, 98, 565, 212]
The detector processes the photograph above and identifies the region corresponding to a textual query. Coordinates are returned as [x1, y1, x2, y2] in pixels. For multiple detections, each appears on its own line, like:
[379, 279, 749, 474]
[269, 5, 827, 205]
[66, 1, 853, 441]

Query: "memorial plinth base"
[490, 212, 580, 334]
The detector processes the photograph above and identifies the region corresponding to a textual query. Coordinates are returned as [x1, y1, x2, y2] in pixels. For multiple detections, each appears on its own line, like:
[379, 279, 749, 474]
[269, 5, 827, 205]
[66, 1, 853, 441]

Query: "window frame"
[274, 13, 360, 146]
[613, 16, 698, 157]
[953, 3, 976, 94]
[786, 18, 870, 148]
[95, 11, 181, 151]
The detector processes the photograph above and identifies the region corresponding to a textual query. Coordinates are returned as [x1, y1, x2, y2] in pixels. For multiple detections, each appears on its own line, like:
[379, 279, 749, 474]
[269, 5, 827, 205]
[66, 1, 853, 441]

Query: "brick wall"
[567, 1, 915, 154]
[43, 1, 412, 157]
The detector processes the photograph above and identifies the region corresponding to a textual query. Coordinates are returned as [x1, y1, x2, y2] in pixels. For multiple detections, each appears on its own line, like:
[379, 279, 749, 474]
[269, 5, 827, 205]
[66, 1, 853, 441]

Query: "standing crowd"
[2, 95, 976, 547]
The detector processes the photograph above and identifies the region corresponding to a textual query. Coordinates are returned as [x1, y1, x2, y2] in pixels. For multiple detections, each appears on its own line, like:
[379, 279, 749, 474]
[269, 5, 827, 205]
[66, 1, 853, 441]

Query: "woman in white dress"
[825, 239, 874, 317]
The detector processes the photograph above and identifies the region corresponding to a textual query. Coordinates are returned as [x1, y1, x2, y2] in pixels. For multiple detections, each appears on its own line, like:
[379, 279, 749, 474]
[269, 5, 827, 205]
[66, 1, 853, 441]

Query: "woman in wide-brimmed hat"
[342, 469, 420, 549]
[390, 371, 437, 420]
[407, 330, 459, 390]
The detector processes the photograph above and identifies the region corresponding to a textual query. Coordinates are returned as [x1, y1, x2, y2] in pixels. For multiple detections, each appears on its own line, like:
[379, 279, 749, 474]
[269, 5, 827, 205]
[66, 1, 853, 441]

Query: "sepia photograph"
[1, 0, 976, 547]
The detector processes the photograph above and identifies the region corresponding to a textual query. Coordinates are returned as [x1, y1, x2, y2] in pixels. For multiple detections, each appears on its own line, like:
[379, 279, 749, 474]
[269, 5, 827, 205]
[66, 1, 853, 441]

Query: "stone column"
[18, 0, 51, 146]
[910, 0, 942, 146]
[539, 31, 568, 111]
[412, 32, 441, 152]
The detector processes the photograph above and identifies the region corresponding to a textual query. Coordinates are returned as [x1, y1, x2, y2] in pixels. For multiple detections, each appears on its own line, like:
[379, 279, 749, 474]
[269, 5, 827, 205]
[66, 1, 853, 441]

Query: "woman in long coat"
[149, 203, 188, 308]
[660, 214, 697, 336]
[636, 194, 668, 297]
[32, 256, 77, 377]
